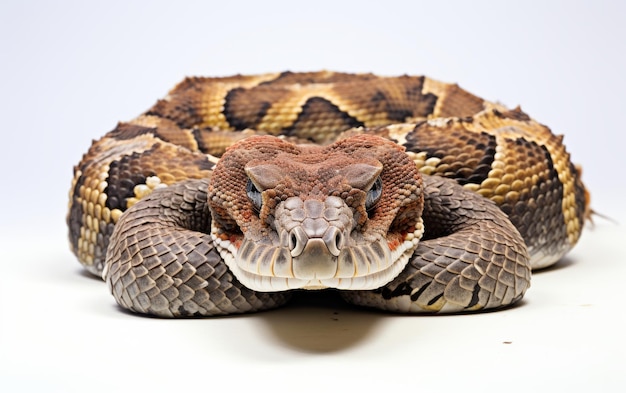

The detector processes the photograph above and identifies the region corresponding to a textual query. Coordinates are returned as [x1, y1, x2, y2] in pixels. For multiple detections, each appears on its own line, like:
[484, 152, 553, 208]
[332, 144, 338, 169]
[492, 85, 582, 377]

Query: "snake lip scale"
[68, 71, 588, 317]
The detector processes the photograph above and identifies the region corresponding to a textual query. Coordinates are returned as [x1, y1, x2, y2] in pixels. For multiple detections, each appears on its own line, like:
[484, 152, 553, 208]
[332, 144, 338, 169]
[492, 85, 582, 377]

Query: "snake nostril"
[324, 227, 343, 257]
[335, 231, 344, 250]
[289, 227, 307, 257]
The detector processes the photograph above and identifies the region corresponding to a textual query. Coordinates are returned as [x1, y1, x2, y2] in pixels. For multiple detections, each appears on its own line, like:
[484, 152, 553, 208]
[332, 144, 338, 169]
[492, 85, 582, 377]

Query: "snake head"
[208, 134, 424, 291]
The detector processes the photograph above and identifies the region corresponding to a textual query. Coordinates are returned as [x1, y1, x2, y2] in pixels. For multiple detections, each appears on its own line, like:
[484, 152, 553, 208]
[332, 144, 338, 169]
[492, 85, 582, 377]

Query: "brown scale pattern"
[223, 85, 292, 130]
[367, 107, 587, 267]
[286, 97, 364, 143]
[392, 117, 570, 262]
[403, 120, 497, 185]
[433, 83, 486, 118]
[148, 73, 472, 143]
[68, 123, 214, 274]
[67, 71, 588, 316]
[324, 75, 438, 123]
[486, 137, 567, 258]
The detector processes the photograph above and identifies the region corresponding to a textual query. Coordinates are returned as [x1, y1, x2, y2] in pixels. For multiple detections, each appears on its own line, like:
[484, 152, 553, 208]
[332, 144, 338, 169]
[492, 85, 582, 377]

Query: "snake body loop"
[68, 71, 588, 316]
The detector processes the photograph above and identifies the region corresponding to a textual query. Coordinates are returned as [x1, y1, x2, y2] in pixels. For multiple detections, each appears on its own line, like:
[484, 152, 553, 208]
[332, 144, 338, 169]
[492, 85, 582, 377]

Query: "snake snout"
[221, 192, 423, 291]
[290, 226, 345, 280]
[288, 199, 348, 280]
[289, 226, 344, 258]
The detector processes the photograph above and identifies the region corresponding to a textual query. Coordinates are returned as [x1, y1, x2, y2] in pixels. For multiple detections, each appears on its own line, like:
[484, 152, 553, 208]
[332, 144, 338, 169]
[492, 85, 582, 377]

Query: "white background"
[1, 1, 625, 392]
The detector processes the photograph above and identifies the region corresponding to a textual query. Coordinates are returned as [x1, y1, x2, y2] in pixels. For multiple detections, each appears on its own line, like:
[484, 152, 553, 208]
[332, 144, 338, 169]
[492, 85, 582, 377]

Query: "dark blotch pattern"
[223, 87, 274, 130]
[68, 71, 588, 317]
[104, 153, 151, 211]
[286, 97, 364, 141]
[405, 124, 497, 185]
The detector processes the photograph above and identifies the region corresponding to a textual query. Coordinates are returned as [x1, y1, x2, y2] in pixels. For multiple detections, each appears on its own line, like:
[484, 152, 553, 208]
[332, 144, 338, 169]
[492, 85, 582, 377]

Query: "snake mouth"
[206, 135, 426, 293]
[211, 217, 423, 292]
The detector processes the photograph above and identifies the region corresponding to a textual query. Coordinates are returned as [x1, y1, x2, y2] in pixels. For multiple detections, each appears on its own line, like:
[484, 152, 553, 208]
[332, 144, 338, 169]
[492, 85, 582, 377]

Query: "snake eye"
[246, 179, 263, 211]
[365, 177, 382, 211]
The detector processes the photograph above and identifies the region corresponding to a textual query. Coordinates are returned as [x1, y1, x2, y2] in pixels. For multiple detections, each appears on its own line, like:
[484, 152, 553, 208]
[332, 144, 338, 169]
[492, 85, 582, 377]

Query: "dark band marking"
[146, 94, 204, 129]
[404, 125, 497, 186]
[400, 76, 438, 120]
[375, 279, 435, 305]
[223, 87, 272, 130]
[466, 284, 481, 309]
[104, 152, 152, 210]
[109, 120, 200, 152]
[286, 97, 364, 141]
[497, 139, 566, 255]
[571, 163, 587, 228]
[427, 293, 443, 306]
[436, 84, 485, 118]
[189, 154, 216, 172]
[410, 281, 432, 302]
[493, 107, 531, 122]
[327, 75, 439, 123]
[377, 281, 413, 300]
[108, 123, 156, 140]
[191, 128, 212, 153]
[67, 196, 84, 251]
[368, 87, 437, 123]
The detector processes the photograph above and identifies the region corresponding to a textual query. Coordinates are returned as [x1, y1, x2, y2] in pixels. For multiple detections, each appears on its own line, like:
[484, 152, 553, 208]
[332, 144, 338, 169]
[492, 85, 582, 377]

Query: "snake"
[67, 71, 588, 317]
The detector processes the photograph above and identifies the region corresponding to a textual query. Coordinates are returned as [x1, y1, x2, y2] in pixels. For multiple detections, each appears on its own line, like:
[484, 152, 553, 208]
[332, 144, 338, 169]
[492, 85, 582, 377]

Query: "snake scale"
[68, 71, 588, 317]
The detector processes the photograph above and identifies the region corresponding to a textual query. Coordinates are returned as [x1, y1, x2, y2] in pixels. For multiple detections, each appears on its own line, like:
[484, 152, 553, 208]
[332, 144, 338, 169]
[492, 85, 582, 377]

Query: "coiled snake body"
[68, 71, 588, 317]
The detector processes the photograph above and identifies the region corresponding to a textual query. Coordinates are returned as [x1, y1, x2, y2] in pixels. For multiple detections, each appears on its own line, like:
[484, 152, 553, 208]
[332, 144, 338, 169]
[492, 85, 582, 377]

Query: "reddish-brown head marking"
[208, 134, 425, 291]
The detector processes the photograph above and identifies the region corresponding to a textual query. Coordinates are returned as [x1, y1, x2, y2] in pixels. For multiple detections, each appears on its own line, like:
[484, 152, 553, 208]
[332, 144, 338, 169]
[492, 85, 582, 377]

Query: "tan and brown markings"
[68, 71, 587, 316]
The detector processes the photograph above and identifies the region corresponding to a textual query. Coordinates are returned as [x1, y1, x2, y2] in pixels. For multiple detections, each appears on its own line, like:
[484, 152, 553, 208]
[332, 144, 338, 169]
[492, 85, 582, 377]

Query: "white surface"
[1, 1, 625, 392]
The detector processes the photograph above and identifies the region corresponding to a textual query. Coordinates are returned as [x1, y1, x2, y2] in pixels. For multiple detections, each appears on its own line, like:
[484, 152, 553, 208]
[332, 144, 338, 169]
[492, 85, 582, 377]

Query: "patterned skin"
[68, 72, 587, 316]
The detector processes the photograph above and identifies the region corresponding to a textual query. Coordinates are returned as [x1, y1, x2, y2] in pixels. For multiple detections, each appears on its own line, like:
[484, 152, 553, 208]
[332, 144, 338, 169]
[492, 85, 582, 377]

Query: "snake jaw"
[211, 193, 425, 292]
